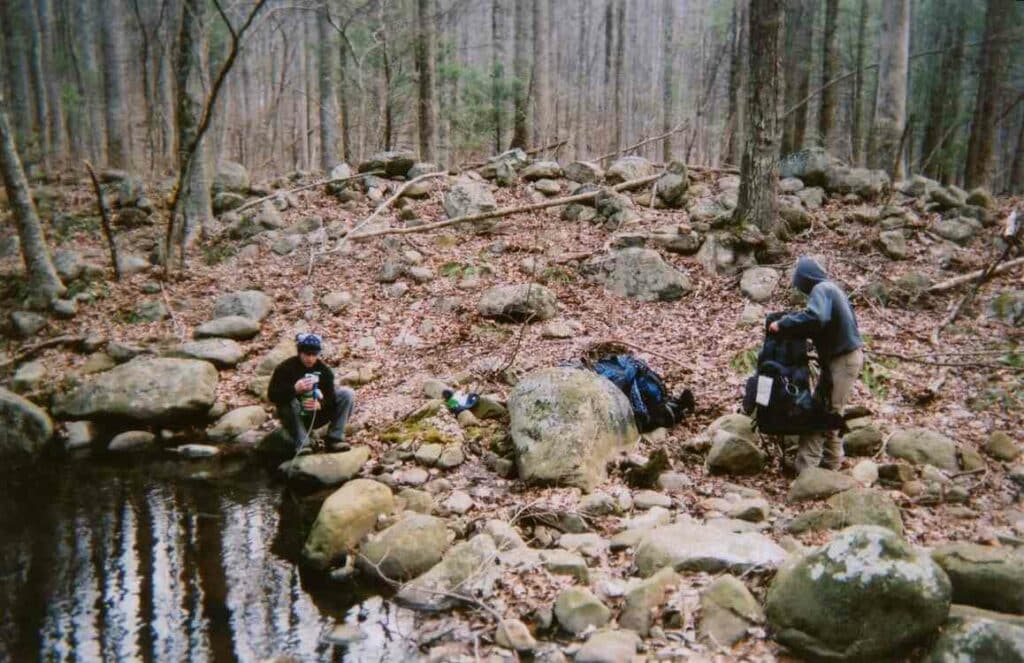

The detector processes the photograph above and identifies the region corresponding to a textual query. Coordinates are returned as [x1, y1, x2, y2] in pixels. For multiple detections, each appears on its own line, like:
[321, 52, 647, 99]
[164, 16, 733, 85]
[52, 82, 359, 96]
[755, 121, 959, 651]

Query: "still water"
[0, 456, 416, 662]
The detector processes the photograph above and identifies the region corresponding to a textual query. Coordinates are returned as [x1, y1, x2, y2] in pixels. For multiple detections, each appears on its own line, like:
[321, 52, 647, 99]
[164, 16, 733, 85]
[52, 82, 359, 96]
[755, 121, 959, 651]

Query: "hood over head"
[792, 256, 827, 295]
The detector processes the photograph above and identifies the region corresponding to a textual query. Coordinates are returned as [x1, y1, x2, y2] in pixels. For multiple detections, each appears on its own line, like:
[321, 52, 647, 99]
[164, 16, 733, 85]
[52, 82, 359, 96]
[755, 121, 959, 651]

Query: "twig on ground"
[234, 170, 385, 215]
[83, 160, 121, 280]
[0, 335, 86, 371]
[585, 338, 694, 375]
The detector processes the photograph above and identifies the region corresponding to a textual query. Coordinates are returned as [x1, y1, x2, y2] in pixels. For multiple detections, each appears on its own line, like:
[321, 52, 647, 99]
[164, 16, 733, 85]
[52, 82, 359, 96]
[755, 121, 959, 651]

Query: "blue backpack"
[592, 354, 695, 432]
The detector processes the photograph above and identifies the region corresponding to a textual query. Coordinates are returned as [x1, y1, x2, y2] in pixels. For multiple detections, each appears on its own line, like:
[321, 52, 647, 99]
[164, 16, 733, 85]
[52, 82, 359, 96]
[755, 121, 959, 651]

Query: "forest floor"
[1, 167, 1022, 660]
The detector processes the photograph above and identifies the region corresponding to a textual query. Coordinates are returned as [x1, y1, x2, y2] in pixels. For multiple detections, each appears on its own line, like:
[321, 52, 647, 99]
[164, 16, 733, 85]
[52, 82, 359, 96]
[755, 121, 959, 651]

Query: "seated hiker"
[268, 332, 355, 454]
[768, 256, 864, 474]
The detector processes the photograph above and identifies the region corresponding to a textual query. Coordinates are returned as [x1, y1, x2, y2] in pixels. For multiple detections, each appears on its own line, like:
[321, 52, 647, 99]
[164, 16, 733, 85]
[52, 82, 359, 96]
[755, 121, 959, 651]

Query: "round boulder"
[358, 514, 450, 581]
[583, 248, 692, 302]
[0, 387, 53, 458]
[740, 267, 781, 302]
[302, 479, 395, 570]
[766, 525, 952, 661]
[477, 283, 558, 323]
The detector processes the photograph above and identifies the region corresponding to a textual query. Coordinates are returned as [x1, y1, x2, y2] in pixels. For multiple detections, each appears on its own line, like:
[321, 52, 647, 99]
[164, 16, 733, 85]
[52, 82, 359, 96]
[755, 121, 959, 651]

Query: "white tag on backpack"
[756, 376, 773, 406]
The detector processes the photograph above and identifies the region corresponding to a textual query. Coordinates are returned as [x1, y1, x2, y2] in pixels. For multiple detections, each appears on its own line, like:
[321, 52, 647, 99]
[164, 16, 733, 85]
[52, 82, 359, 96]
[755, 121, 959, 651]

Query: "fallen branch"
[596, 123, 689, 163]
[864, 349, 1016, 370]
[459, 138, 569, 170]
[340, 174, 660, 244]
[232, 169, 385, 215]
[83, 160, 121, 281]
[585, 338, 693, 375]
[331, 171, 447, 254]
[926, 256, 1024, 294]
[0, 335, 86, 371]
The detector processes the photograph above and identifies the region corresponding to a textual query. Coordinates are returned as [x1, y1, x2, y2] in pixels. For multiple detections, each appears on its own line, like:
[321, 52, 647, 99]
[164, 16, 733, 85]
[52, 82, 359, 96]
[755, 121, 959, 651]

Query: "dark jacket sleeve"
[776, 286, 831, 336]
[319, 363, 337, 413]
[268, 359, 296, 407]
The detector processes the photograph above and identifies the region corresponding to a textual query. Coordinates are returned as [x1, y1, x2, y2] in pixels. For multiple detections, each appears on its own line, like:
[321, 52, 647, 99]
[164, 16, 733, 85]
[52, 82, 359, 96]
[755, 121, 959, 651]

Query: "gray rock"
[927, 616, 1024, 663]
[213, 290, 272, 321]
[843, 426, 884, 456]
[173, 338, 245, 368]
[766, 526, 951, 661]
[935, 217, 981, 245]
[395, 467, 429, 486]
[575, 630, 640, 663]
[899, 175, 941, 198]
[825, 165, 890, 200]
[739, 267, 780, 302]
[358, 150, 416, 178]
[207, 405, 268, 442]
[51, 298, 77, 319]
[633, 490, 672, 510]
[634, 522, 787, 576]
[558, 533, 609, 559]
[580, 492, 618, 516]
[932, 543, 1024, 614]
[443, 177, 497, 219]
[0, 387, 53, 458]
[594, 188, 639, 227]
[986, 431, 1020, 461]
[64, 420, 95, 450]
[213, 192, 246, 214]
[442, 490, 474, 515]
[396, 534, 501, 611]
[699, 574, 765, 647]
[797, 186, 825, 209]
[302, 479, 394, 570]
[739, 303, 766, 327]
[213, 160, 250, 193]
[988, 291, 1024, 327]
[53, 357, 219, 424]
[706, 428, 767, 476]
[541, 549, 590, 582]
[108, 430, 156, 452]
[322, 291, 353, 314]
[477, 283, 558, 322]
[851, 459, 879, 486]
[887, 428, 959, 471]
[930, 186, 967, 210]
[53, 249, 85, 281]
[583, 248, 692, 302]
[194, 316, 261, 340]
[564, 161, 604, 184]
[554, 587, 611, 635]
[359, 513, 450, 581]
[493, 160, 517, 187]
[118, 254, 150, 275]
[779, 147, 835, 186]
[509, 367, 638, 491]
[606, 156, 655, 184]
[495, 618, 537, 653]
[10, 311, 46, 338]
[656, 162, 688, 207]
[12, 360, 45, 393]
[878, 229, 908, 260]
[787, 468, 859, 502]
[779, 177, 805, 194]
[533, 178, 562, 196]
[174, 444, 220, 459]
[271, 235, 300, 255]
[521, 160, 563, 181]
[132, 300, 167, 322]
[620, 566, 680, 635]
[437, 445, 465, 469]
[825, 488, 904, 535]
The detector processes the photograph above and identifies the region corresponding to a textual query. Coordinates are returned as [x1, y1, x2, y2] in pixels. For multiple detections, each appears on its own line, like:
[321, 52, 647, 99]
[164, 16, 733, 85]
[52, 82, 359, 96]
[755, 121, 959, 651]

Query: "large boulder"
[564, 161, 604, 184]
[699, 574, 766, 647]
[359, 514, 450, 581]
[886, 428, 959, 471]
[171, 338, 245, 368]
[705, 424, 766, 476]
[0, 387, 53, 458]
[583, 248, 692, 302]
[520, 160, 563, 181]
[932, 543, 1024, 614]
[779, 148, 835, 186]
[213, 290, 273, 321]
[934, 217, 981, 245]
[825, 165, 890, 200]
[766, 526, 952, 661]
[302, 479, 394, 570]
[213, 161, 250, 193]
[656, 161, 688, 207]
[927, 616, 1024, 662]
[207, 405, 268, 442]
[194, 316, 261, 340]
[554, 587, 611, 635]
[739, 267, 780, 302]
[509, 367, 638, 491]
[396, 534, 501, 611]
[53, 358, 218, 424]
[357, 150, 416, 178]
[606, 156, 656, 184]
[280, 446, 371, 487]
[442, 177, 497, 219]
[477, 283, 558, 322]
[634, 522, 787, 576]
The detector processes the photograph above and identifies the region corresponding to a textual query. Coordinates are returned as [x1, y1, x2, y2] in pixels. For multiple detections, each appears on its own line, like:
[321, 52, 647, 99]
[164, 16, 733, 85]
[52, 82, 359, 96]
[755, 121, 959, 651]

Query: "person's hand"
[301, 398, 321, 411]
[769, 321, 780, 334]
[295, 377, 315, 394]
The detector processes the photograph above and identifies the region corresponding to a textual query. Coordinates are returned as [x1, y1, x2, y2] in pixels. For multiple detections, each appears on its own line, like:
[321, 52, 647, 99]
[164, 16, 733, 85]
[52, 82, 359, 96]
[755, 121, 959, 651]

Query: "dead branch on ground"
[233, 170, 385, 215]
[83, 160, 121, 281]
[0, 335, 87, 371]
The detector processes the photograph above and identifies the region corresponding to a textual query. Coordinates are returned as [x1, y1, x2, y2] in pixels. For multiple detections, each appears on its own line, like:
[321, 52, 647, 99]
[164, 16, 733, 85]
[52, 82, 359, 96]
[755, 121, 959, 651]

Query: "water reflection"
[0, 458, 418, 662]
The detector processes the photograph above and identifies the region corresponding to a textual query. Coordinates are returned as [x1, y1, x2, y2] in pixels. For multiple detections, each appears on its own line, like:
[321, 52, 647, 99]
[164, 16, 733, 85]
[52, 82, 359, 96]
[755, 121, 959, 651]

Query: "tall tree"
[724, 0, 748, 166]
[920, 5, 965, 183]
[850, 0, 869, 165]
[531, 0, 550, 147]
[964, 0, 1015, 190]
[1, 0, 34, 156]
[318, 3, 339, 171]
[818, 0, 839, 151]
[38, 0, 66, 165]
[0, 97, 65, 305]
[510, 0, 530, 150]
[175, 0, 212, 244]
[1010, 109, 1024, 194]
[491, 0, 506, 154]
[780, 0, 814, 155]
[868, 0, 909, 179]
[612, 0, 625, 153]
[734, 0, 782, 234]
[26, 0, 50, 165]
[661, 0, 675, 162]
[100, 0, 130, 168]
[415, 0, 438, 162]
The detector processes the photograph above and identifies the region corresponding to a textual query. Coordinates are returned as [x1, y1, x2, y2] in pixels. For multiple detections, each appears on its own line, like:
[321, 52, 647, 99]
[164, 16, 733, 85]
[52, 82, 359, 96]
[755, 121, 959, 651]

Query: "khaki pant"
[794, 349, 864, 474]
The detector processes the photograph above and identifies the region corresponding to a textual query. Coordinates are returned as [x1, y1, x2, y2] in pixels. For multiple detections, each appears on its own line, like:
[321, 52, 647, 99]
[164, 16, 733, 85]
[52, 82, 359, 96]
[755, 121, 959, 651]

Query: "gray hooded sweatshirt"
[776, 257, 863, 362]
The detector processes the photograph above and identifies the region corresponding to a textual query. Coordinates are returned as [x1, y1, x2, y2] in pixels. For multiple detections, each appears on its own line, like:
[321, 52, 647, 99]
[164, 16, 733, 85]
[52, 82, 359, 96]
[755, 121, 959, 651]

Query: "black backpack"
[591, 354, 695, 433]
[742, 313, 843, 435]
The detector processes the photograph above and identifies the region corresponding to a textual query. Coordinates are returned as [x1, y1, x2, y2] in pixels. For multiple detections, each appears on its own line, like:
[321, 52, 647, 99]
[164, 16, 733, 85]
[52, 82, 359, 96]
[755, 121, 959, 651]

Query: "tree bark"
[416, 0, 438, 162]
[318, 4, 339, 171]
[0, 99, 65, 305]
[724, 0, 748, 165]
[850, 0, 869, 165]
[780, 0, 813, 155]
[920, 5, 965, 183]
[175, 0, 212, 244]
[531, 0, 550, 147]
[100, 0, 130, 168]
[492, 0, 506, 155]
[38, 0, 66, 165]
[613, 0, 625, 154]
[661, 0, 675, 162]
[868, 0, 909, 179]
[818, 0, 839, 151]
[964, 0, 1014, 190]
[734, 0, 782, 234]
[1, 0, 34, 157]
[26, 0, 50, 166]
[510, 0, 531, 150]
[339, 33, 352, 163]
[1009, 109, 1024, 194]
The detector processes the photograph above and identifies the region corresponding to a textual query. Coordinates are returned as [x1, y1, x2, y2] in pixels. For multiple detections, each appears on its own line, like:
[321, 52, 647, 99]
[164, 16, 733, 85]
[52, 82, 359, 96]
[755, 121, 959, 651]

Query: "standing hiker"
[769, 257, 864, 473]
[268, 332, 355, 454]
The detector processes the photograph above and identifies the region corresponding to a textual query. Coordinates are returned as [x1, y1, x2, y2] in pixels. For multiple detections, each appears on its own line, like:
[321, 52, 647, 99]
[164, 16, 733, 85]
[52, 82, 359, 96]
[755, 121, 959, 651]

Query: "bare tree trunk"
[510, 0, 531, 150]
[1010, 109, 1024, 194]
[921, 7, 965, 183]
[492, 0, 506, 155]
[416, 0, 438, 162]
[318, 5, 339, 171]
[26, 0, 50, 167]
[379, 4, 394, 152]
[868, 0, 909, 179]
[38, 0, 66, 165]
[724, 0, 748, 165]
[573, 1, 588, 159]
[100, 0, 130, 168]
[780, 0, 813, 155]
[175, 0, 212, 244]
[0, 99, 65, 305]
[531, 0, 550, 147]
[734, 0, 782, 234]
[818, 0, 839, 151]
[613, 0, 625, 154]
[2, 0, 34, 157]
[964, 0, 1014, 190]
[661, 0, 675, 162]
[850, 0, 868, 165]
[339, 35, 352, 163]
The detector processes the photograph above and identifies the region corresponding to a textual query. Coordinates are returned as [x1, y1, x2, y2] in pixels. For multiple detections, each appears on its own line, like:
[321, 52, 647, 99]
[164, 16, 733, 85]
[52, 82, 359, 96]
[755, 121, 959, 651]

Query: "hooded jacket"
[775, 257, 863, 362]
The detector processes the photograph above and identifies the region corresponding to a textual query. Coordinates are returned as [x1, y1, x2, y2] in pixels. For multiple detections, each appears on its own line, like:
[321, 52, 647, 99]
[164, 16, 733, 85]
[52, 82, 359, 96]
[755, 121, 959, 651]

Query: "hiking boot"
[295, 436, 313, 456]
[327, 439, 350, 452]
